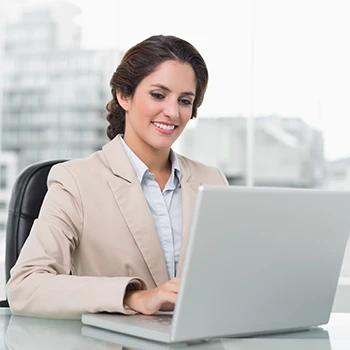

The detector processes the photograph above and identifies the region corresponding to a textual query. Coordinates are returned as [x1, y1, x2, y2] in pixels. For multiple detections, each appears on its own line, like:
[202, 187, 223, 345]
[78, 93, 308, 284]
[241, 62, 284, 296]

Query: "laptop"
[82, 185, 350, 344]
[82, 324, 330, 350]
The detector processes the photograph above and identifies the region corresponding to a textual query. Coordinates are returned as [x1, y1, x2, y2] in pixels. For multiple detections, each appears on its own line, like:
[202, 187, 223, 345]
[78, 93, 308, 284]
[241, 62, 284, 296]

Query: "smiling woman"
[3, 0, 350, 315]
[105, 35, 210, 187]
[5, 34, 229, 319]
[116, 60, 196, 166]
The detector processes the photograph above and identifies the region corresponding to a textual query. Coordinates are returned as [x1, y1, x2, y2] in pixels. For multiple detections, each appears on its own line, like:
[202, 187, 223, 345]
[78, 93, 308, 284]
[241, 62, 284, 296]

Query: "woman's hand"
[124, 277, 180, 315]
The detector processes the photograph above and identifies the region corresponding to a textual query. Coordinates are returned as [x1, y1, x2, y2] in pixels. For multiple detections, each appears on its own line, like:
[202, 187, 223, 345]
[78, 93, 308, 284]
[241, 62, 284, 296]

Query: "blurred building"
[0, 151, 17, 241]
[324, 158, 350, 190]
[1, 2, 121, 170]
[178, 116, 325, 188]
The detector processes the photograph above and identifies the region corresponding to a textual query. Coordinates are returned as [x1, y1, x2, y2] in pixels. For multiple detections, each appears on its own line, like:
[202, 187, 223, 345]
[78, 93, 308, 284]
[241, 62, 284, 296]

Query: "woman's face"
[121, 60, 196, 154]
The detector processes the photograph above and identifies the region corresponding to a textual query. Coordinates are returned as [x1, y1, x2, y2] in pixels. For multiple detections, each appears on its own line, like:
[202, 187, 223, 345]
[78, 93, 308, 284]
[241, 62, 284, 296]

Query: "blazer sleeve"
[6, 164, 146, 319]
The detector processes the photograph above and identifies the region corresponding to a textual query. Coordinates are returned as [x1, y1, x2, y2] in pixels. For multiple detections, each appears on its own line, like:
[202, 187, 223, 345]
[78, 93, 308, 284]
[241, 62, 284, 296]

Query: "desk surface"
[1, 309, 350, 350]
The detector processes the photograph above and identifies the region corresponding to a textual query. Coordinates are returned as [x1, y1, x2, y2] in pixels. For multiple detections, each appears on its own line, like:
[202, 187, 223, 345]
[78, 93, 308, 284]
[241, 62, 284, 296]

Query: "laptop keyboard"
[138, 315, 173, 327]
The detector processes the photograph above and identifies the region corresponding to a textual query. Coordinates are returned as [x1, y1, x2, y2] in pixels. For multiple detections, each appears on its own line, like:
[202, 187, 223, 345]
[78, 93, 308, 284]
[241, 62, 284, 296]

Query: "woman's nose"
[163, 99, 180, 120]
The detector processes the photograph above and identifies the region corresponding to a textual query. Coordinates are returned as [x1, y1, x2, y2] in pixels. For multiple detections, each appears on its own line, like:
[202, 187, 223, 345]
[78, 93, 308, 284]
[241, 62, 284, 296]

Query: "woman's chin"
[149, 136, 178, 150]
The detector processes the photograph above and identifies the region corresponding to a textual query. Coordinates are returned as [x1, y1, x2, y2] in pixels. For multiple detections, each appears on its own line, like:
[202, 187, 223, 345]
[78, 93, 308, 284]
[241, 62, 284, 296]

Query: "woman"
[6, 35, 228, 319]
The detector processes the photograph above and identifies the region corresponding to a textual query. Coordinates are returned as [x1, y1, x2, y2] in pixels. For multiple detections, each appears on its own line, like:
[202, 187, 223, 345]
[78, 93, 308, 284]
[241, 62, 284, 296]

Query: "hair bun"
[106, 99, 118, 113]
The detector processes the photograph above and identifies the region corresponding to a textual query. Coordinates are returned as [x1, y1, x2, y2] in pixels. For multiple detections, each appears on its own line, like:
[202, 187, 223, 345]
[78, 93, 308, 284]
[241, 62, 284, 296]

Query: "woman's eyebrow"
[150, 84, 195, 96]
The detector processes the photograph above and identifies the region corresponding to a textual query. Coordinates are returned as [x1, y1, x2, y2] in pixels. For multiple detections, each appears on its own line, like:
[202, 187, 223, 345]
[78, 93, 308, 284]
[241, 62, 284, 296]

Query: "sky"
[3, 0, 350, 160]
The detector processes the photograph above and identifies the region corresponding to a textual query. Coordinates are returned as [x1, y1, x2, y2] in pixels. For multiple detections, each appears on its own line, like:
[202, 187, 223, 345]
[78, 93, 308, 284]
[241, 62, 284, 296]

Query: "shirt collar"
[120, 136, 182, 185]
[169, 148, 182, 185]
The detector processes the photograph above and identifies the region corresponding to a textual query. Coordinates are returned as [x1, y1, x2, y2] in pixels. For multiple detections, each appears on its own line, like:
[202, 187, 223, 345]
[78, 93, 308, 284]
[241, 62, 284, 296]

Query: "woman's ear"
[116, 91, 130, 112]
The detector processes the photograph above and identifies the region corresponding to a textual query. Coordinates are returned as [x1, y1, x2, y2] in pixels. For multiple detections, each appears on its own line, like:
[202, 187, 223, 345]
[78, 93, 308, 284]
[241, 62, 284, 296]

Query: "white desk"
[1, 309, 350, 350]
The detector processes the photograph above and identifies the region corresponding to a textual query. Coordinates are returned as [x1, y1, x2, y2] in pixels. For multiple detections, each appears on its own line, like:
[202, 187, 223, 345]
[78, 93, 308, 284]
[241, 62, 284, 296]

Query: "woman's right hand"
[124, 277, 180, 315]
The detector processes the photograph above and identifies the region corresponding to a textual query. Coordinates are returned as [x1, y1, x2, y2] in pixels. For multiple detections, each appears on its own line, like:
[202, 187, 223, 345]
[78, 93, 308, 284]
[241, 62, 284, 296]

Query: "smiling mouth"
[151, 122, 177, 131]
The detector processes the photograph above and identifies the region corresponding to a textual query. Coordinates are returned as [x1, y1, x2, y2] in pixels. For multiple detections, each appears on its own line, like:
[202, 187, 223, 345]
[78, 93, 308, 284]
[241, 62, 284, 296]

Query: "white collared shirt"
[121, 137, 182, 279]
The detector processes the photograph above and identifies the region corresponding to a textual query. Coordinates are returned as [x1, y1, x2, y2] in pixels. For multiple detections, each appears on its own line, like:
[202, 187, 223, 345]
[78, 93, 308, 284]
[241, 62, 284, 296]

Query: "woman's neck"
[123, 137, 171, 174]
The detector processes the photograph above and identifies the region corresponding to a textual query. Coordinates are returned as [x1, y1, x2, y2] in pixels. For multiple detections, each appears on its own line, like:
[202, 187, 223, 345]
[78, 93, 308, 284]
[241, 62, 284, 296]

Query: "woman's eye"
[180, 98, 192, 106]
[151, 92, 164, 99]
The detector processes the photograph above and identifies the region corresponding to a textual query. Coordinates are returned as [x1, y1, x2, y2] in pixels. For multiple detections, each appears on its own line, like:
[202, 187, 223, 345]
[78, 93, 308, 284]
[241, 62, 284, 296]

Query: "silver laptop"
[82, 185, 350, 344]
[82, 324, 330, 350]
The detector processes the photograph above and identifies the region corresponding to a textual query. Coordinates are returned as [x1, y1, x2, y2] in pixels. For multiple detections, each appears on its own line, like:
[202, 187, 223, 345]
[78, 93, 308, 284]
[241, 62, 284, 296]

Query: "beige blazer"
[6, 135, 228, 319]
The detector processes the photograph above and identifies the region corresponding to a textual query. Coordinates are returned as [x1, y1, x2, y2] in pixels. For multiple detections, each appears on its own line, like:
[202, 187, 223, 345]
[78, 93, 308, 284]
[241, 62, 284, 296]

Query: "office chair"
[0, 159, 67, 307]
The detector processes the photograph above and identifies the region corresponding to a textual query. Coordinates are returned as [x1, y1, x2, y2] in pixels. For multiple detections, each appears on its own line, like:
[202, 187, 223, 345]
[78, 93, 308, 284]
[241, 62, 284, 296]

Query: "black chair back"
[5, 159, 67, 283]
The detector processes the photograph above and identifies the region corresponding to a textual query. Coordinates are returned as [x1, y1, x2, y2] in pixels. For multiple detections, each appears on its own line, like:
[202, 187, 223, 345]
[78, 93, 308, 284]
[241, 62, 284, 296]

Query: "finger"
[160, 302, 175, 311]
[139, 291, 175, 315]
[163, 282, 179, 293]
[165, 278, 180, 288]
[157, 289, 178, 305]
[171, 277, 180, 284]
[163, 291, 177, 305]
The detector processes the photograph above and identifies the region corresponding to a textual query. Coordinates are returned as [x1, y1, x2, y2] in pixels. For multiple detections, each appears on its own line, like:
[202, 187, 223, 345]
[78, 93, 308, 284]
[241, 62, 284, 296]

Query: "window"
[0, 165, 8, 189]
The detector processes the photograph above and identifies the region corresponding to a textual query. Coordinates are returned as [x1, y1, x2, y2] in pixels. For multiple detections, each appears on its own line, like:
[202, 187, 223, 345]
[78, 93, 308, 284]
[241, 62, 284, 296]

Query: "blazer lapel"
[177, 156, 202, 276]
[102, 135, 169, 286]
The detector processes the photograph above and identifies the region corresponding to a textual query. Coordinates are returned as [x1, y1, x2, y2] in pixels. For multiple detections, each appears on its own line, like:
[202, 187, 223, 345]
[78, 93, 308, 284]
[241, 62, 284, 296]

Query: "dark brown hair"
[106, 35, 209, 140]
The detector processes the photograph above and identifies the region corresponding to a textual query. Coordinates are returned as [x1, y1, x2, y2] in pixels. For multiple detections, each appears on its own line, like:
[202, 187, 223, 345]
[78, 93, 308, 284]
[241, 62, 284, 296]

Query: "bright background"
[1, 0, 350, 305]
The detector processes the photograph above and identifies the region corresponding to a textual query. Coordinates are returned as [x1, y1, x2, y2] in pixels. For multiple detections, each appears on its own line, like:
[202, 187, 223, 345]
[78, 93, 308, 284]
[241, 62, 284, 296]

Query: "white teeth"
[153, 122, 175, 131]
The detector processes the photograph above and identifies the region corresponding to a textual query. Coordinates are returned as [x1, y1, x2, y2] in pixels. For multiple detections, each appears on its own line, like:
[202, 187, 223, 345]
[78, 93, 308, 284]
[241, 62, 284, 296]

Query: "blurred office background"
[0, 0, 350, 302]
